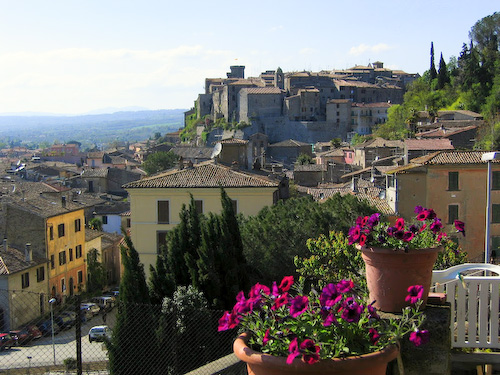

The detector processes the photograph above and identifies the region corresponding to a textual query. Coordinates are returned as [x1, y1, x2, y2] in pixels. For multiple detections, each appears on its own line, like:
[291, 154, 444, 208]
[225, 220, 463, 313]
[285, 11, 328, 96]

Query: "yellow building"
[5, 193, 88, 300]
[0, 241, 49, 330]
[385, 150, 500, 261]
[124, 160, 285, 276]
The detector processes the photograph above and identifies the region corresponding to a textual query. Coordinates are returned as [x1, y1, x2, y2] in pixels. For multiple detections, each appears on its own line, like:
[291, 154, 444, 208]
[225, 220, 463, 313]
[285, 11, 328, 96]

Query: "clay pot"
[360, 245, 441, 312]
[233, 333, 399, 375]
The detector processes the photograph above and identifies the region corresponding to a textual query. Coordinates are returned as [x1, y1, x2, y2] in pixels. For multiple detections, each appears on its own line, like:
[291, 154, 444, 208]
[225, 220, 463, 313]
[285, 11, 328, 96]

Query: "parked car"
[25, 325, 42, 340]
[80, 303, 100, 316]
[91, 296, 115, 311]
[9, 329, 32, 345]
[88, 325, 111, 343]
[37, 320, 61, 337]
[54, 314, 74, 330]
[0, 333, 15, 351]
[60, 310, 78, 322]
[80, 307, 93, 322]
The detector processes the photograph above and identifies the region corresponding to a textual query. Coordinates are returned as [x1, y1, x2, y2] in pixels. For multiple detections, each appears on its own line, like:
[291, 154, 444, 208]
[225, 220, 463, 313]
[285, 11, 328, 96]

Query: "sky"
[0, 0, 498, 115]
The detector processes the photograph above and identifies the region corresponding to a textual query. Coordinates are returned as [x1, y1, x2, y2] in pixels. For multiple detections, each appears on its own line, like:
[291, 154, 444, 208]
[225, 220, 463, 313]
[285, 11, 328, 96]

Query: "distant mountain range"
[0, 109, 187, 149]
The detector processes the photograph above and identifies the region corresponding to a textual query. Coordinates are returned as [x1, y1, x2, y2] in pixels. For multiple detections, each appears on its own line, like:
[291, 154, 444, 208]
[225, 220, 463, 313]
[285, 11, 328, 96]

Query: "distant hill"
[0, 109, 187, 149]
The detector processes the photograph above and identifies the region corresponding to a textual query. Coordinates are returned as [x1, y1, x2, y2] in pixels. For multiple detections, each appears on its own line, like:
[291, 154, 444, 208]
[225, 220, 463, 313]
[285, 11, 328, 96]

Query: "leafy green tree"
[142, 151, 178, 175]
[108, 231, 156, 375]
[86, 248, 107, 293]
[373, 104, 408, 139]
[296, 153, 315, 165]
[88, 218, 102, 231]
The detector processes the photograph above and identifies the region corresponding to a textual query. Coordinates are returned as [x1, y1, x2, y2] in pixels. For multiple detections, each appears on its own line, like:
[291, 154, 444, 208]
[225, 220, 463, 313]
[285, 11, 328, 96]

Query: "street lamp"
[49, 298, 57, 365]
[481, 152, 500, 263]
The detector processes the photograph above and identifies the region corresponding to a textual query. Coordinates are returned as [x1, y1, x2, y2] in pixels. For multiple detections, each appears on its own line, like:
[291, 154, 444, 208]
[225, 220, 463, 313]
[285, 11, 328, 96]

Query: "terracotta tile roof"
[352, 102, 392, 108]
[123, 161, 280, 189]
[218, 138, 248, 145]
[244, 87, 282, 95]
[356, 138, 404, 149]
[0, 245, 47, 275]
[85, 229, 103, 242]
[404, 138, 454, 151]
[81, 168, 109, 178]
[269, 139, 311, 147]
[294, 164, 327, 172]
[416, 126, 478, 138]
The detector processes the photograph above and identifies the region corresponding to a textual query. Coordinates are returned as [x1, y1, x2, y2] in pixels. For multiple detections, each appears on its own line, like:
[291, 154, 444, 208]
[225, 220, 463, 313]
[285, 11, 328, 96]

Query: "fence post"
[76, 294, 82, 375]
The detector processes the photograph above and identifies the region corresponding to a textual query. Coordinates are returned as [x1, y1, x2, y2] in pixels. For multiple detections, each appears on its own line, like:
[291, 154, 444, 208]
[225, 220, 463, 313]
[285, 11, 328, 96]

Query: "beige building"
[385, 151, 500, 261]
[124, 161, 284, 276]
[0, 242, 49, 330]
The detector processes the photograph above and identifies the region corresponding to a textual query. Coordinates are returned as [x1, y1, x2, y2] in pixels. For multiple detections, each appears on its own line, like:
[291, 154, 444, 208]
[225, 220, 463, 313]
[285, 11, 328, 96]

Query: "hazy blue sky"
[0, 0, 497, 114]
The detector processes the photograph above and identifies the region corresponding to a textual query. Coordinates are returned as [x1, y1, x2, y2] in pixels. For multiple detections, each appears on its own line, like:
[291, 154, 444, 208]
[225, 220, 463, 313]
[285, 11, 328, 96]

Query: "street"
[0, 310, 115, 370]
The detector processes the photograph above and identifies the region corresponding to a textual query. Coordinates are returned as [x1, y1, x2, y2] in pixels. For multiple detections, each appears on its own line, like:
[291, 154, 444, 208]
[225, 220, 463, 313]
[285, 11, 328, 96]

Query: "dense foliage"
[240, 194, 376, 286]
[374, 12, 500, 148]
[142, 150, 179, 175]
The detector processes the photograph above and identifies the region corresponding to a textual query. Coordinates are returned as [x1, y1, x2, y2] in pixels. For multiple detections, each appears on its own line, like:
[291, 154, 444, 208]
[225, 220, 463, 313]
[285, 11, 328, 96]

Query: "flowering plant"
[348, 205, 465, 251]
[219, 276, 428, 364]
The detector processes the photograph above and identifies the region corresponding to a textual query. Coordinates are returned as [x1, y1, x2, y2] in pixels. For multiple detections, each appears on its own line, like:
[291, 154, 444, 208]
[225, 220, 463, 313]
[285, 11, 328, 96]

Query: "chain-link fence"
[0, 289, 238, 374]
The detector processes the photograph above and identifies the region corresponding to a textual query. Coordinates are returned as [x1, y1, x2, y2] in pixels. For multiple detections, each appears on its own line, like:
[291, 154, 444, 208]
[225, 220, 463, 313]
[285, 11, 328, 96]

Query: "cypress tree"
[437, 53, 450, 89]
[430, 42, 437, 80]
[108, 231, 155, 375]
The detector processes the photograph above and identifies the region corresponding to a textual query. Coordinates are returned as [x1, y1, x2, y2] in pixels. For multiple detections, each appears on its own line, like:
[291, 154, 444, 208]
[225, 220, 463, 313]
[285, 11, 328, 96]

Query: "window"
[22, 272, 29, 289]
[158, 201, 170, 224]
[50, 255, 55, 269]
[36, 266, 45, 282]
[493, 171, 500, 190]
[493, 204, 500, 223]
[77, 270, 83, 284]
[58, 223, 65, 238]
[61, 279, 66, 293]
[59, 250, 66, 265]
[75, 245, 82, 259]
[74, 219, 81, 232]
[49, 226, 54, 241]
[69, 248, 73, 262]
[492, 236, 500, 258]
[448, 204, 459, 224]
[448, 172, 459, 191]
[194, 200, 203, 215]
[102, 216, 108, 225]
[157, 231, 169, 253]
[126, 218, 131, 228]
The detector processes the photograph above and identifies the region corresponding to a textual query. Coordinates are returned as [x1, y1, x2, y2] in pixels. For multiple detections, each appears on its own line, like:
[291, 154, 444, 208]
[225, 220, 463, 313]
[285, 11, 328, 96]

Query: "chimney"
[61, 196, 66, 208]
[351, 177, 358, 193]
[25, 243, 32, 262]
[231, 161, 239, 170]
[178, 156, 184, 170]
[2, 238, 6, 250]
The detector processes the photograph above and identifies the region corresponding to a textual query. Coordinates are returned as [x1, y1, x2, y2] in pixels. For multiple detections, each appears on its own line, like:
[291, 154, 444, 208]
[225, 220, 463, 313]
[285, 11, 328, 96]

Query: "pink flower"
[278, 276, 294, 293]
[322, 311, 338, 327]
[300, 339, 320, 364]
[290, 295, 309, 317]
[405, 285, 424, 305]
[320, 284, 342, 307]
[409, 329, 430, 346]
[249, 283, 270, 298]
[271, 293, 289, 310]
[217, 311, 240, 331]
[454, 220, 465, 237]
[336, 279, 354, 294]
[340, 297, 363, 323]
[402, 231, 414, 242]
[395, 218, 405, 230]
[369, 328, 380, 344]
[263, 329, 270, 346]
[286, 337, 300, 364]
[358, 233, 367, 246]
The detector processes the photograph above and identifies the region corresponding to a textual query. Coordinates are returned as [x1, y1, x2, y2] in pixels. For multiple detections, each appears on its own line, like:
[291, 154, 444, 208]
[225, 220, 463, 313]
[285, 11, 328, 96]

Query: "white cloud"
[349, 43, 392, 56]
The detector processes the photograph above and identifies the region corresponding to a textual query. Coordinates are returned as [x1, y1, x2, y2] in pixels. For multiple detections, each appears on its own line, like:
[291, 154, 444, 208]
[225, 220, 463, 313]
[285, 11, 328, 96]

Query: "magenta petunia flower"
[416, 210, 429, 221]
[322, 311, 338, 327]
[217, 310, 240, 331]
[249, 283, 270, 298]
[409, 329, 430, 347]
[300, 339, 320, 364]
[341, 297, 363, 323]
[336, 279, 354, 294]
[263, 328, 270, 346]
[395, 218, 405, 230]
[279, 276, 294, 293]
[369, 328, 380, 344]
[402, 231, 414, 242]
[358, 233, 367, 246]
[348, 225, 361, 244]
[320, 284, 342, 307]
[286, 337, 300, 364]
[429, 219, 443, 234]
[367, 303, 380, 319]
[454, 220, 465, 237]
[367, 213, 381, 228]
[290, 295, 309, 317]
[405, 285, 424, 304]
[436, 232, 447, 242]
[272, 293, 289, 310]
[414, 205, 424, 214]
[355, 216, 364, 226]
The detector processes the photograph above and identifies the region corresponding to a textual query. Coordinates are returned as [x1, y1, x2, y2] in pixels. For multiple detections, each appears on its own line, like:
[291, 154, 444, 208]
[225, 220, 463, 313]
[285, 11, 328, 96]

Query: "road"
[0, 310, 115, 370]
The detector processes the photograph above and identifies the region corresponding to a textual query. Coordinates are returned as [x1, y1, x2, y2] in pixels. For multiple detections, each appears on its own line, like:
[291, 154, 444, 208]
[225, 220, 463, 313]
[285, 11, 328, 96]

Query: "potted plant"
[219, 276, 429, 375]
[348, 206, 465, 312]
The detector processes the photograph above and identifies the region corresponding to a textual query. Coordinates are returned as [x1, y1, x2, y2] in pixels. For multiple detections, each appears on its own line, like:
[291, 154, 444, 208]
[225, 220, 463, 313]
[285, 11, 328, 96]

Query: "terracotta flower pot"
[233, 333, 399, 375]
[360, 245, 441, 312]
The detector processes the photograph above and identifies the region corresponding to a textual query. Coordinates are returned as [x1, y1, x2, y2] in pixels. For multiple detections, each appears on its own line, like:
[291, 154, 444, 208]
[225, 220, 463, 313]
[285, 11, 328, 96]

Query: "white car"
[88, 325, 111, 343]
[81, 302, 100, 316]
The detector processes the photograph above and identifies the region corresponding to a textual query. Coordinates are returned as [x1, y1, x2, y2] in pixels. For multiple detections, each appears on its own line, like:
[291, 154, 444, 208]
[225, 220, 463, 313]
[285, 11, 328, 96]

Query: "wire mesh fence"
[0, 289, 237, 374]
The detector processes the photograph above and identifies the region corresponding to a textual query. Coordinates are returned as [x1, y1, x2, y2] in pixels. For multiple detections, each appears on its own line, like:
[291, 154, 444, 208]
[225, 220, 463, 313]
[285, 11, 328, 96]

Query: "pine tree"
[430, 42, 438, 80]
[108, 231, 156, 375]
